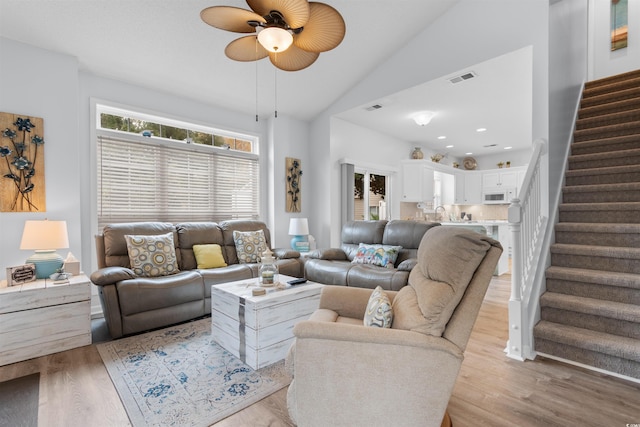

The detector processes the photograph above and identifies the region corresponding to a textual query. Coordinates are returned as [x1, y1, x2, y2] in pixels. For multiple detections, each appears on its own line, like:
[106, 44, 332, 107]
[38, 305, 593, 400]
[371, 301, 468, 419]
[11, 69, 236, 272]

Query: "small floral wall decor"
[286, 157, 302, 213]
[0, 112, 46, 212]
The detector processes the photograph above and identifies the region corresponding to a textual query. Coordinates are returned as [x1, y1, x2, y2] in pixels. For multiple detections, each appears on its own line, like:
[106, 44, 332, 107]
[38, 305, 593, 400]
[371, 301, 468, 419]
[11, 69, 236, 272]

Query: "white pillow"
[363, 286, 393, 328]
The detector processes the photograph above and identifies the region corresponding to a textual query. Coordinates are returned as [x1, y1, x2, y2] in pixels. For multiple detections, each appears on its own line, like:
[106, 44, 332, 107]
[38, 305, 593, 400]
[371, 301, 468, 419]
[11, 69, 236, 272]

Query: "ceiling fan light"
[411, 111, 436, 126]
[257, 27, 293, 53]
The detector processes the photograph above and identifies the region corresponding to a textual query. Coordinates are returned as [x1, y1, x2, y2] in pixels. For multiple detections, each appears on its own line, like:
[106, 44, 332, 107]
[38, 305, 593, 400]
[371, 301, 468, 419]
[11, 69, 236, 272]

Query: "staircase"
[534, 69, 640, 380]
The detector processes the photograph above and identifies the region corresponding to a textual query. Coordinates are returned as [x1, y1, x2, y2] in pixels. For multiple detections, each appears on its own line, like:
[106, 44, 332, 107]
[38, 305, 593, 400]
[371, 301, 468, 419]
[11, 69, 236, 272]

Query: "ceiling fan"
[201, 0, 346, 71]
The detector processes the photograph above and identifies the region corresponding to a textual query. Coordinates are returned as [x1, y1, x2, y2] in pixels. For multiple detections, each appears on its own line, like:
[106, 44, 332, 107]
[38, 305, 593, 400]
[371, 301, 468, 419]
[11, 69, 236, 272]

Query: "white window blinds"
[97, 132, 259, 229]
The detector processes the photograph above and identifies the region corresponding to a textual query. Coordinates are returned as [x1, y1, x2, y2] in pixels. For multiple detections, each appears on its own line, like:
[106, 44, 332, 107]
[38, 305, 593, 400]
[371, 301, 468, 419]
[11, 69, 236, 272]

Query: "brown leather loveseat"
[303, 220, 440, 291]
[91, 220, 302, 338]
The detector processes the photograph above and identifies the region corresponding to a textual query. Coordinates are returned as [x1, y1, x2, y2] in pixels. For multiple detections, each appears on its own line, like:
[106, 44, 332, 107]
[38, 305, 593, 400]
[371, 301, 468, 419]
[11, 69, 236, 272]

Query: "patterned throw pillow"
[124, 233, 179, 277]
[352, 243, 402, 269]
[364, 286, 393, 328]
[192, 244, 227, 269]
[233, 229, 268, 264]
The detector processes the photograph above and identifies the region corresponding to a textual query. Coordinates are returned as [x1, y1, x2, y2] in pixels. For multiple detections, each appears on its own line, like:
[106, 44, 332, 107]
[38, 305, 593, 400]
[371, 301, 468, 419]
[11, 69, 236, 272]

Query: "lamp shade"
[20, 220, 69, 279]
[288, 218, 309, 235]
[257, 27, 293, 53]
[20, 220, 69, 250]
[289, 218, 310, 251]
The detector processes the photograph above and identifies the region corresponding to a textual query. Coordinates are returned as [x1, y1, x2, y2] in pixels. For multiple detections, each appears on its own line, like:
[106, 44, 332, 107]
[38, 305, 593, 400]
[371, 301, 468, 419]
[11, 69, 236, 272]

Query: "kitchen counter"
[440, 221, 510, 275]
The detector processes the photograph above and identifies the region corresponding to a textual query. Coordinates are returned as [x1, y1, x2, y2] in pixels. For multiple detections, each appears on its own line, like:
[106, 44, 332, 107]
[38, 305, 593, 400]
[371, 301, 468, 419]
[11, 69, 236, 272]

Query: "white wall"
[473, 149, 532, 171]
[589, 0, 640, 79]
[331, 118, 413, 221]
[548, 0, 589, 206]
[267, 114, 311, 248]
[308, 0, 550, 247]
[0, 38, 81, 281]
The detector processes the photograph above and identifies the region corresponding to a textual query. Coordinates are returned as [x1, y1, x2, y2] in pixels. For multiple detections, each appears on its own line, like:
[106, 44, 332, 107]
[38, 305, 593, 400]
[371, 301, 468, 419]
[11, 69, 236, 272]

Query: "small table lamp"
[288, 218, 309, 251]
[20, 220, 69, 279]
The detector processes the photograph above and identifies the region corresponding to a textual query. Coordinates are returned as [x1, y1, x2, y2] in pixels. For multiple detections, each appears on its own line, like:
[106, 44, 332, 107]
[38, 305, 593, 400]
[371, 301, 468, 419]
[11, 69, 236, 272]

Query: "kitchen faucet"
[434, 206, 447, 222]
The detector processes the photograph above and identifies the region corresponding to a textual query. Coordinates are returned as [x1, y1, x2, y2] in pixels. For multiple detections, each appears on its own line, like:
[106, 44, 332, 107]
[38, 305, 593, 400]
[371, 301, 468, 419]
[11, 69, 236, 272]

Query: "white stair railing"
[507, 139, 548, 361]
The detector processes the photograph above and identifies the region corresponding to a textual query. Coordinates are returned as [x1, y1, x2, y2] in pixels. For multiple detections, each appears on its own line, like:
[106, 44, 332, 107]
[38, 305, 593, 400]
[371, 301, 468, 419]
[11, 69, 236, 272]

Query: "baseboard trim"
[536, 351, 640, 385]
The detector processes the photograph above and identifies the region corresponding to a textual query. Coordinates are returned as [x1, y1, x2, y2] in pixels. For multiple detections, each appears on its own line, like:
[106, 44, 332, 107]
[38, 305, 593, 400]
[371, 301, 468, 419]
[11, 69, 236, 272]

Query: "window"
[96, 106, 259, 229]
[354, 171, 388, 221]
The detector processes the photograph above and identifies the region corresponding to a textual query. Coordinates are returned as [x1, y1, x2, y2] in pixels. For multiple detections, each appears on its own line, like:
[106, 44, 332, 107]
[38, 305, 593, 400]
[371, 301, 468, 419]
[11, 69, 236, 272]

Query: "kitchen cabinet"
[455, 171, 482, 205]
[402, 160, 456, 209]
[401, 162, 425, 202]
[482, 169, 518, 188]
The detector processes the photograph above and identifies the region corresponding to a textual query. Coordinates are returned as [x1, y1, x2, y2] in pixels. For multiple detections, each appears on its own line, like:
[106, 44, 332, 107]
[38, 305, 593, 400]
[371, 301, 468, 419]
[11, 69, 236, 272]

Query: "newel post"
[507, 198, 525, 360]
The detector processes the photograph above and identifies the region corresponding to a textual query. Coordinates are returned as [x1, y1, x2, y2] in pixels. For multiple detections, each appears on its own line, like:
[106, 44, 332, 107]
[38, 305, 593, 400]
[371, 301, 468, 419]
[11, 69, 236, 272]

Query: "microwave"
[482, 188, 516, 204]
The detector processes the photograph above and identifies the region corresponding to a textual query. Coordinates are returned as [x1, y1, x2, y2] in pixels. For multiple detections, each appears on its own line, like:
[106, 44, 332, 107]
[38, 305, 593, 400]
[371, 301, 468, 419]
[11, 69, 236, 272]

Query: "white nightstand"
[0, 274, 92, 366]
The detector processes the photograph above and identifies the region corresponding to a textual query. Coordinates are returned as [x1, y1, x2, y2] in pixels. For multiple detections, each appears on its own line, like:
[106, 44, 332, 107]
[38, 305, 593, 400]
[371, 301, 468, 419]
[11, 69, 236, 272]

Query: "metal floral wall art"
[0, 112, 46, 212]
[286, 157, 302, 213]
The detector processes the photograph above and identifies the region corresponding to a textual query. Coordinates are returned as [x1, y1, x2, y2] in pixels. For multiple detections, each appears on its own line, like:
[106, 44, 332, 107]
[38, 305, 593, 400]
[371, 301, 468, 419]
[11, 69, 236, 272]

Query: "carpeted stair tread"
[570, 134, 640, 155]
[540, 292, 640, 323]
[565, 164, 640, 186]
[563, 181, 640, 193]
[565, 164, 640, 178]
[576, 108, 640, 130]
[559, 201, 640, 212]
[534, 321, 640, 363]
[573, 121, 640, 143]
[584, 69, 640, 90]
[580, 86, 640, 109]
[561, 181, 640, 203]
[554, 222, 640, 247]
[546, 265, 640, 290]
[579, 96, 640, 119]
[550, 243, 640, 260]
[583, 74, 640, 98]
[568, 147, 640, 169]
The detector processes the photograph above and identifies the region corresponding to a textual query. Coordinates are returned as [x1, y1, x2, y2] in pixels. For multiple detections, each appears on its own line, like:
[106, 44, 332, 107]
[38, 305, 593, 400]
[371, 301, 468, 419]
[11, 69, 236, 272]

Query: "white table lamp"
[288, 218, 309, 251]
[20, 220, 69, 279]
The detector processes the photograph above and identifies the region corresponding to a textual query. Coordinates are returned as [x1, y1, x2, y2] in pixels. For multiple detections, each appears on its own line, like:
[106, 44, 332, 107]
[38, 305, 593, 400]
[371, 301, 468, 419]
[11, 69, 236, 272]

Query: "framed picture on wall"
[611, 0, 628, 51]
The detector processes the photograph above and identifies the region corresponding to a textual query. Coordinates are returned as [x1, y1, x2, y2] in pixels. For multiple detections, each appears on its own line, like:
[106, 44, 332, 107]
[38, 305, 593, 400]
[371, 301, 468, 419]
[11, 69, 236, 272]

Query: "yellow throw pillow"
[193, 244, 227, 269]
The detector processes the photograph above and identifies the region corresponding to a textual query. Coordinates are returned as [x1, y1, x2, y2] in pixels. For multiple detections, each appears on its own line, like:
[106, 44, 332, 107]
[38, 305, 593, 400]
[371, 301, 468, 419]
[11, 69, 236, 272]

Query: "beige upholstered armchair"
[286, 226, 503, 427]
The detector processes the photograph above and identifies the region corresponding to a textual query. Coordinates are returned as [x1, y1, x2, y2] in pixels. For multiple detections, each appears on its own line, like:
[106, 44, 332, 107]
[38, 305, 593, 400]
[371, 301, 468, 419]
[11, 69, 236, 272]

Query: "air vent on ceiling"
[483, 144, 498, 148]
[365, 104, 383, 111]
[448, 71, 477, 84]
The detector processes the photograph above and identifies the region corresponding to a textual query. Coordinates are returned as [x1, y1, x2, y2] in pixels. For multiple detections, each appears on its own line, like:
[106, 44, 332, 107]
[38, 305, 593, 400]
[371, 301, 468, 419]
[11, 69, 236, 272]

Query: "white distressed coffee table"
[211, 275, 323, 369]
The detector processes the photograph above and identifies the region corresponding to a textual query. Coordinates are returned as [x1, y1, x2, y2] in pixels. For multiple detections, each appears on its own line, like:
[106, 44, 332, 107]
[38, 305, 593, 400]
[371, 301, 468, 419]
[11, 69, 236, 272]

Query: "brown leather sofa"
[303, 220, 440, 291]
[91, 220, 302, 338]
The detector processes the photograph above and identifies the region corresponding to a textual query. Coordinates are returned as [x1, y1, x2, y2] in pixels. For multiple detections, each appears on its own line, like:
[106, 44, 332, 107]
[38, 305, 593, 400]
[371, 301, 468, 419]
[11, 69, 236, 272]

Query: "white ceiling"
[0, 0, 532, 157]
[336, 47, 533, 158]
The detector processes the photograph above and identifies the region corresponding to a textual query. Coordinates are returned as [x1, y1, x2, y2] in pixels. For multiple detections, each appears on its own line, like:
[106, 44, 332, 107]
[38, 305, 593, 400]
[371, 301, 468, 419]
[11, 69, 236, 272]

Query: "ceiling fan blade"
[201, 6, 266, 33]
[225, 36, 270, 61]
[269, 44, 319, 71]
[294, 2, 345, 53]
[246, 0, 310, 29]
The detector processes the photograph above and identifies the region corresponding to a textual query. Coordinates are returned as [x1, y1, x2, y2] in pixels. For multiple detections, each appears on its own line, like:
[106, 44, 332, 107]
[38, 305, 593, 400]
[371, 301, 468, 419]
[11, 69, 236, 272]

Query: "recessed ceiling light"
[446, 145, 453, 148]
[465, 152, 473, 155]
[437, 136, 446, 140]
[476, 128, 487, 132]
[504, 146, 513, 150]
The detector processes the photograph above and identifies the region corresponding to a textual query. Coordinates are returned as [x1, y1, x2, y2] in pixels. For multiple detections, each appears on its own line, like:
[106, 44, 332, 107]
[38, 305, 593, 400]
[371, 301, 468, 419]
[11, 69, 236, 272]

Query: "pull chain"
[274, 53, 278, 118]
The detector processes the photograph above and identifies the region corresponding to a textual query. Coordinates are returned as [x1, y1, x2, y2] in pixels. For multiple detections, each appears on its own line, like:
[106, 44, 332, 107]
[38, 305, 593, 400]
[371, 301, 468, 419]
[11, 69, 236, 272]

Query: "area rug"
[96, 318, 291, 427]
[0, 372, 40, 427]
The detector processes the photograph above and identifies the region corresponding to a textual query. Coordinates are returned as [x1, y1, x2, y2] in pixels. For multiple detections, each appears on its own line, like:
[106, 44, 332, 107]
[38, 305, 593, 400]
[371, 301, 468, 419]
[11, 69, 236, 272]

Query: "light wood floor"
[1, 274, 639, 426]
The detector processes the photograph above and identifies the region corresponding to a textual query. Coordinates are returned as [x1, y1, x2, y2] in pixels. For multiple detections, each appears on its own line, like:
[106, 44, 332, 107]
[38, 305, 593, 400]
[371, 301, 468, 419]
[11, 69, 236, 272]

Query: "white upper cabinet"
[401, 162, 424, 202]
[402, 161, 526, 206]
[482, 169, 519, 188]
